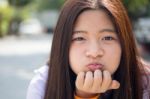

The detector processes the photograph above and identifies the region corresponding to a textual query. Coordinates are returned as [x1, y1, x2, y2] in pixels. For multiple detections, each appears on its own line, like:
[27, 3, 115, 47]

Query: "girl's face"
[69, 10, 122, 75]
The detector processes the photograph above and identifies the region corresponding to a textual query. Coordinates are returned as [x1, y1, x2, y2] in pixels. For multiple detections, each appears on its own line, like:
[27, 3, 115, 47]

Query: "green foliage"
[35, 0, 150, 18]
[1, 0, 150, 37]
[8, 0, 32, 7]
[0, 0, 34, 37]
[0, 6, 14, 37]
[0, 6, 14, 20]
[123, 0, 150, 19]
[35, 0, 65, 11]
[123, 0, 149, 12]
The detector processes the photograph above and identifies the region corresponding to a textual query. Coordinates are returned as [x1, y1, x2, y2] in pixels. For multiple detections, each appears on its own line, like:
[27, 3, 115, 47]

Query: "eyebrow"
[99, 29, 116, 33]
[73, 28, 116, 34]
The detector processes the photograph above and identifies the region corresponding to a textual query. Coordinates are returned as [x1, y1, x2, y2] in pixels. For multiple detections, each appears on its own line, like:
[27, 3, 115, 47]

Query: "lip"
[87, 63, 104, 71]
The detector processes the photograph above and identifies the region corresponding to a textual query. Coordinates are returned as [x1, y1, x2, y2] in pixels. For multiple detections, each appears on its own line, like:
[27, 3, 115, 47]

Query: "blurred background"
[0, 0, 150, 99]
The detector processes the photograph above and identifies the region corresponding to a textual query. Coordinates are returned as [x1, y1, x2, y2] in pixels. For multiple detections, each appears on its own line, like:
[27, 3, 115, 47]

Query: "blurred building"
[135, 18, 150, 53]
[36, 10, 59, 33]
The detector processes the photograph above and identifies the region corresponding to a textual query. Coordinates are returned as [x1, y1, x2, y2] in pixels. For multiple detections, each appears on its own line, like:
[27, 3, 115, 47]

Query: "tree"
[0, 5, 14, 37]
[123, 0, 150, 20]
[0, 0, 34, 37]
[35, 0, 150, 19]
[35, 0, 65, 11]
[8, 0, 31, 7]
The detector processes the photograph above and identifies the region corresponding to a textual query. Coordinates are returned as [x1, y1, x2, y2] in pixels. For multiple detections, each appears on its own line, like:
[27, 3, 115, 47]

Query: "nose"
[85, 41, 104, 58]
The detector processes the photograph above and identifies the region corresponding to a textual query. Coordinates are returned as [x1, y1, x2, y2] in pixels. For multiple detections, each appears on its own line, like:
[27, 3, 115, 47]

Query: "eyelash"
[72, 36, 115, 41]
[102, 36, 115, 41]
[72, 37, 85, 41]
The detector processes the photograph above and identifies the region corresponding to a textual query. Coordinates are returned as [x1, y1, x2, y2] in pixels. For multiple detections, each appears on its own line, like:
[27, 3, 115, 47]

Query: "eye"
[72, 37, 85, 41]
[102, 36, 115, 41]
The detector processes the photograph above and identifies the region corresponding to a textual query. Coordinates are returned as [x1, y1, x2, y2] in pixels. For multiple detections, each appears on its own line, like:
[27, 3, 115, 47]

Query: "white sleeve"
[26, 65, 48, 99]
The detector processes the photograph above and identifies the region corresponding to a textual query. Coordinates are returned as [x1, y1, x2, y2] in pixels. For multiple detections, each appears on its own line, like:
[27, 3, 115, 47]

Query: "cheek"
[69, 45, 81, 64]
[69, 44, 85, 62]
[69, 45, 84, 74]
[105, 44, 122, 74]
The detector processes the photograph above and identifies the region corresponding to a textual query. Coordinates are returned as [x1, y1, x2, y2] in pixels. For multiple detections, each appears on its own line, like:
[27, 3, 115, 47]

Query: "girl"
[27, 0, 150, 99]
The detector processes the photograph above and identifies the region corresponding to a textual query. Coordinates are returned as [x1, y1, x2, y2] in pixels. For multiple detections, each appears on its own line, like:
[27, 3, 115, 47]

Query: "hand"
[75, 70, 120, 98]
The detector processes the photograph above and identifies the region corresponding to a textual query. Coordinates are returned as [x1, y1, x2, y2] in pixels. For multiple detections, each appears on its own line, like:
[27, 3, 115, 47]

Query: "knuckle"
[100, 89, 106, 93]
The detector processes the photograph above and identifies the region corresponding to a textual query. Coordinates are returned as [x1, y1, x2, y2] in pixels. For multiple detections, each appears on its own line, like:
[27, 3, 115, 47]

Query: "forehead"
[73, 9, 115, 31]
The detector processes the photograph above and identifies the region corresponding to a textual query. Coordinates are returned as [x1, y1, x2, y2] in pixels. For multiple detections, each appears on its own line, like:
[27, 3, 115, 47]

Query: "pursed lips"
[87, 62, 104, 71]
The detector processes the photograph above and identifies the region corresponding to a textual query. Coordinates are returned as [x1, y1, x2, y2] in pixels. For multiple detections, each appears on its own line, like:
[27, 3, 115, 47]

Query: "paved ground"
[0, 34, 53, 99]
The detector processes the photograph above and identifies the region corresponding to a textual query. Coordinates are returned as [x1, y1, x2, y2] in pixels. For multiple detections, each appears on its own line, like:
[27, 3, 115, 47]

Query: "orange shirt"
[74, 94, 99, 99]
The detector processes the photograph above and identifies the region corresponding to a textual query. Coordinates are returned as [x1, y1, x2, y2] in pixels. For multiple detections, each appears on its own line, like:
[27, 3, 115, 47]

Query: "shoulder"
[142, 74, 150, 99]
[26, 65, 49, 99]
[141, 60, 150, 99]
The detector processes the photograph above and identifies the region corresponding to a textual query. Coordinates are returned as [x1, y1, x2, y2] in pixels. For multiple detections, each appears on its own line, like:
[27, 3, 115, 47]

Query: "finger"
[100, 70, 112, 93]
[75, 72, 85, 90]
[109, 80, 120, 90]
[83, 71, 93, 90]
[92, 69, 102, 93]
